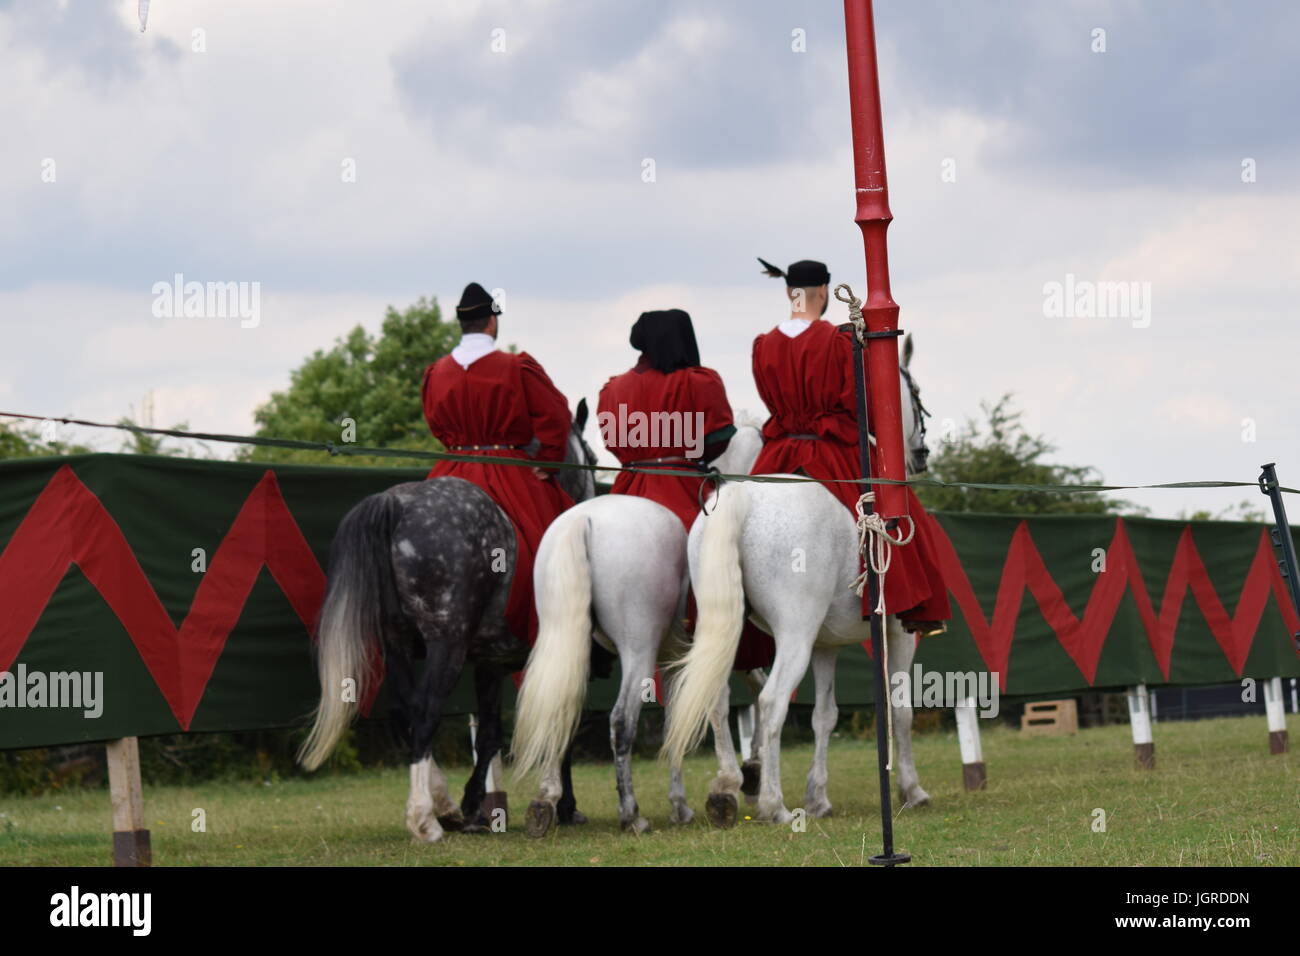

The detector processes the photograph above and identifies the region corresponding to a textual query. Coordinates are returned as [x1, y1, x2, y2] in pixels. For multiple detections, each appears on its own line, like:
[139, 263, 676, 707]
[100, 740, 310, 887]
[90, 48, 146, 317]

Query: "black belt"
[627, 455, 707, 470]
[450, 444, 526, 452]
[781, 433, 820, 441]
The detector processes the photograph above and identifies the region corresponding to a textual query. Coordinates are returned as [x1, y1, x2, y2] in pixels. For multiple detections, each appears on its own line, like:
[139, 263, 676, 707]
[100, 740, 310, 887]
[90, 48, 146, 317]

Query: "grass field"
[1, 715, 1295, 866]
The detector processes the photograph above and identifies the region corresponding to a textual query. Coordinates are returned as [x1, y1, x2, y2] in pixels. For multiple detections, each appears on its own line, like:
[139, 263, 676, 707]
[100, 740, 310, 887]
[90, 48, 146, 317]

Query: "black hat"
[630, 309, 701, 374]
[456, 282, 497, 324]
[757, 257, 830, 288]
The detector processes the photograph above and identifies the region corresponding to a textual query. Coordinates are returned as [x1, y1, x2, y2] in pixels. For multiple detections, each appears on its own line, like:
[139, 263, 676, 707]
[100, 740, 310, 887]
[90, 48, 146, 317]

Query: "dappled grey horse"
[299, 402, 597, 843]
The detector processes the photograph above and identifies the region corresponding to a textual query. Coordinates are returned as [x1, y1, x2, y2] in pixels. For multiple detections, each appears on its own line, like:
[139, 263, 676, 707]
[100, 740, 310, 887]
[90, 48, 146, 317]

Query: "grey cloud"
[390, 0, 848, 171]
[882, 0, 1300, 185]
[3, 0, 181, 85]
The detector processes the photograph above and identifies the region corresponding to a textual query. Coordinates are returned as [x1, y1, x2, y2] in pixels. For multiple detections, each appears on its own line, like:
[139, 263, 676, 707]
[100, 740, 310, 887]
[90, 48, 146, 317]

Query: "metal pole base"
[869, 852, 911, 867]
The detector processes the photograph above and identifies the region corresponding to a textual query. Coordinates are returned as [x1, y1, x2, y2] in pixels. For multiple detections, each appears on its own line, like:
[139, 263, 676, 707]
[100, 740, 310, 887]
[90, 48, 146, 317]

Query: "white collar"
[450, 333, 498, 369]
[778, 317, 812, 338]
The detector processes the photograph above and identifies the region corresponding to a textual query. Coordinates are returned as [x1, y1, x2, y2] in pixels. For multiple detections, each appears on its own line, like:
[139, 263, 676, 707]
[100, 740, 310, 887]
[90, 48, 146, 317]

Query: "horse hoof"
[622, 816, 652, 835]
[759, 806, 793, 825]
[525, 800, 556, 839]
[670, 804, 694, 825]
[558, 808, 588, 826]
[901, 789, 931, 809]
[406, 817, 445, 844]
[437, 810, 465, 832]
[461, 815, 490, 834]
[805, 802, 833, 819]
[705, 793, 739, 829]
[740, 760, 761, 797]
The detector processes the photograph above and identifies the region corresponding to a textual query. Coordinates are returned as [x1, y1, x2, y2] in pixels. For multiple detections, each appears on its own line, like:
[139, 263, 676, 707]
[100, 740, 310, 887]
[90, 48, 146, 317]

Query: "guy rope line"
[2, 409, 1296, 495]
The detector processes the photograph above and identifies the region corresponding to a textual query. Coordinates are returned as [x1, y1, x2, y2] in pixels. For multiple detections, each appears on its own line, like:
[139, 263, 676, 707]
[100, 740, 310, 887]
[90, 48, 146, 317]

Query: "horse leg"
[754, 633, 814, 825]
[525, 761, 564, 838]
[668, 761, 693, 825]
[607, 642, 654, 834]
[741, 666, 767, 800]
[703, 679, 743, 828]
[887, 617, 931, 808]
[404, 638, 467, 843]
[803, 646, 838, 818]
[557, 746, 587, 825]
[459, 664, 506, 832]
[389, 651, 457, 829]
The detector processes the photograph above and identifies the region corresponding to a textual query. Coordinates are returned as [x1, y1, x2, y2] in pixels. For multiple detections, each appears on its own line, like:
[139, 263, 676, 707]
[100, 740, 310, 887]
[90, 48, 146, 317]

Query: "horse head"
[558, 397, 599, 502]
[899, 333, 931, 475]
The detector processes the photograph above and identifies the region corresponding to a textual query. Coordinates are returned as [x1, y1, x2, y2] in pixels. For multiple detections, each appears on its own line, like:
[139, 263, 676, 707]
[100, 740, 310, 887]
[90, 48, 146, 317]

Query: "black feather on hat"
[757, 257, 829, 288]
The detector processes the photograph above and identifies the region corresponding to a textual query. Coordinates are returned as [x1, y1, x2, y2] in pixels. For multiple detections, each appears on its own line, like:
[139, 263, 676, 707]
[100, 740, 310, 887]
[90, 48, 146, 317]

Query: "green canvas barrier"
[1, 454, 1297, 749]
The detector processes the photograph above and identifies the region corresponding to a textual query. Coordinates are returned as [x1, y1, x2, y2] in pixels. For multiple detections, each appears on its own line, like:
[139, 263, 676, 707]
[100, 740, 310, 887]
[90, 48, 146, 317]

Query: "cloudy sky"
[2, 0, 1297, 517]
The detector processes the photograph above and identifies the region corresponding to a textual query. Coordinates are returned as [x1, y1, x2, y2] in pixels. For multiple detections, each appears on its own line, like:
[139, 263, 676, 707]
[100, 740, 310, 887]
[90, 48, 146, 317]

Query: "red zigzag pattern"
[0, 466, 325, 729]
[2, 468, 1297, 727]
[925, 514, 1300, 690]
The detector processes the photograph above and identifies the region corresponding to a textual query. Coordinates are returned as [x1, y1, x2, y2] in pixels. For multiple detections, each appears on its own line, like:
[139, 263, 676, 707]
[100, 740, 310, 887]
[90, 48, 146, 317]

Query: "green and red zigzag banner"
[1, 454, 1297, 749]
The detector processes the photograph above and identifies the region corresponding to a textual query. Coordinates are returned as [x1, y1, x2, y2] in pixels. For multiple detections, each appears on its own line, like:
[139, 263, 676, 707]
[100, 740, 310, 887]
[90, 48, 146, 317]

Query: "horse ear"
[574, 397, 588, 431]
[902, 333, 913, 369]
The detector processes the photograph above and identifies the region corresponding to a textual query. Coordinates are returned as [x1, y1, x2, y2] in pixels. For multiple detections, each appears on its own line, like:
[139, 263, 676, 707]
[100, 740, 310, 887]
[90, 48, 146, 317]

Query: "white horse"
[511, 421, 764, 836]
[663, 338, 935, 826]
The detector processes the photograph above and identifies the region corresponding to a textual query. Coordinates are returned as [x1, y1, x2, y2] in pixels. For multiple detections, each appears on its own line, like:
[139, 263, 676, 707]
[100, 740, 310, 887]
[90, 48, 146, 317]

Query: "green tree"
[115, 416, 199, 457]
[241, 297, 460, 466]
[916, 394, 1137, 516]
[1177, 500, 1267, 523]
[0, 421, 93, 460]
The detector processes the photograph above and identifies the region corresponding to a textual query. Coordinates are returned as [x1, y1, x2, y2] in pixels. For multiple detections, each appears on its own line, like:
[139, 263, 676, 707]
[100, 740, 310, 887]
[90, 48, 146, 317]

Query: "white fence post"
[1126, 684, 1155, 769]
[954, 697, 986, 790]
[1264, 676, 1289, 754]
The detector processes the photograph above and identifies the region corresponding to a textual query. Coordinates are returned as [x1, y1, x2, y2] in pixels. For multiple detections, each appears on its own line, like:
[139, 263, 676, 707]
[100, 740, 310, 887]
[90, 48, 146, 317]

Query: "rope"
[850, 493, 916, 614]
[834, 283, 868, 345]
[849, 491, 915, 774]
[1, 409, 1296, 497]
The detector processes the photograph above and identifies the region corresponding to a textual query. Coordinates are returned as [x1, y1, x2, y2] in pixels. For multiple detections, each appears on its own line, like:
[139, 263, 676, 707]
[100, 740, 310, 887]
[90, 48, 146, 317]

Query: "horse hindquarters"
[587, 499, 689, 833]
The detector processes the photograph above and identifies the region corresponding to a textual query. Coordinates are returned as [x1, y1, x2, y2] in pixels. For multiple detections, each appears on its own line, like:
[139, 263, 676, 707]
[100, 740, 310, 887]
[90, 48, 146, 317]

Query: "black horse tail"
[298, 492, 402, 771]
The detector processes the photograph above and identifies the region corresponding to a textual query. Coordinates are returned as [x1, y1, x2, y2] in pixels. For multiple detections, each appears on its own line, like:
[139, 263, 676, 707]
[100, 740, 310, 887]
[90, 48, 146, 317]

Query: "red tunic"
[597, 360, 733, 528]
[598, 358, 775, 670]
[749, 320, 951, 627]
[421, 349, 574, 644]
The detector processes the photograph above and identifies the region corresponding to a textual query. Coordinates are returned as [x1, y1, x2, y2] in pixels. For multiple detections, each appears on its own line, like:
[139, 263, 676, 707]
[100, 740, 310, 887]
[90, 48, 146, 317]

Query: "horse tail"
[661, 482, 748, 767]
[298, 492, 401, 771]
[511, 511, 594, 781]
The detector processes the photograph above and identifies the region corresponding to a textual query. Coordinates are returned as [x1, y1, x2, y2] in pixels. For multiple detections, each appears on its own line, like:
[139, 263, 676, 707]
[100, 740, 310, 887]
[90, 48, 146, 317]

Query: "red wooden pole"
[844, 0, 907, 519]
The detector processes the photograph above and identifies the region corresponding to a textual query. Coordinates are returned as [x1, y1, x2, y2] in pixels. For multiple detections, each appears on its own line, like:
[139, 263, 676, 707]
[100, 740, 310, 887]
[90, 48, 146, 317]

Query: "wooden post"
[1126, 685, 1155, 769]
[1264, 676, 1289, 754]
[954, 696, 986, 791]
[106, 737, 151, 866]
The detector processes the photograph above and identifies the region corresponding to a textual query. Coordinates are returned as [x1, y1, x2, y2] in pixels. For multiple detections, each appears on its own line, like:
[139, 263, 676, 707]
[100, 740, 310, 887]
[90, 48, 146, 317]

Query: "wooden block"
[1269, 730, 1289, 755]
[1020, 700, 1079, 736]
